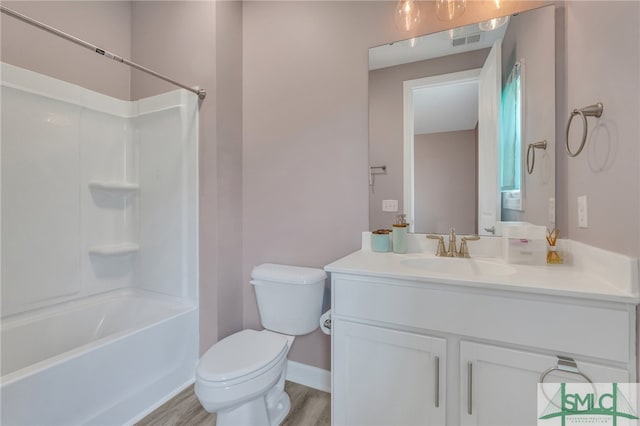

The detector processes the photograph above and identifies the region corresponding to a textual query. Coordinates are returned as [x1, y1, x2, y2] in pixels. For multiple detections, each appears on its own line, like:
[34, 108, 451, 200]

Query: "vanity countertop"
[325, 235, 640, 304]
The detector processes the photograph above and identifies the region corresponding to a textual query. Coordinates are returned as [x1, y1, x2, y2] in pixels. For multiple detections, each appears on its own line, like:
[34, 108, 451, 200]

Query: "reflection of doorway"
[403, 69, 480, 234]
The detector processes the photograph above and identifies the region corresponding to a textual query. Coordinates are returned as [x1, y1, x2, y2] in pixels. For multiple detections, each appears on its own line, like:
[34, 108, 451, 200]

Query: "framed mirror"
[368, 5, 555, 236]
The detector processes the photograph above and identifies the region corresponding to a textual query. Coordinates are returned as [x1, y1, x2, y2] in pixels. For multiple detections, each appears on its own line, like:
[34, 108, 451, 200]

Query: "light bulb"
[395, 0, 421, 32]
[479, 15, 509, 31]
[436, 0, 467, 22]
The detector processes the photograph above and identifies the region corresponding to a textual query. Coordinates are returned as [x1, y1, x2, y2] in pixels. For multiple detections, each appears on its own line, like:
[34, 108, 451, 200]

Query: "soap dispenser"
[392, 214, 408, 254]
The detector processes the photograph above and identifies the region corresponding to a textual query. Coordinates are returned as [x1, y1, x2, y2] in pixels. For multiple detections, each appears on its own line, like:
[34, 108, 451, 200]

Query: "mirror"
[368, 5, 555, 236]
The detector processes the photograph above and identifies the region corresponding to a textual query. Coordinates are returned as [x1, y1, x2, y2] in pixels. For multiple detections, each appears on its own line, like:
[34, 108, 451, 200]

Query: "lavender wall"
[242, 2, 372, 370]
[414, 130, 477, 234]
[1, 1, 131, 100]
[558, 1, 640, 257]
[213, 0, 244, 343]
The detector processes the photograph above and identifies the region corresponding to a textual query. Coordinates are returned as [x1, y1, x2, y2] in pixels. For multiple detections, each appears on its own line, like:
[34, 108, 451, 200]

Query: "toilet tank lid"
[251, 263, 327, 285]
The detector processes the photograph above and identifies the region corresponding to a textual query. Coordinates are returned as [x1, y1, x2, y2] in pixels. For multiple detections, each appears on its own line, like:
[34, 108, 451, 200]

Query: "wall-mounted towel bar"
[566, 102, 603, 157]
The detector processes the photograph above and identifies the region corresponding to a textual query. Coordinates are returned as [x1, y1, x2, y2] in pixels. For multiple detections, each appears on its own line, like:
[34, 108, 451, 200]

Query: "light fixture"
[479, 15, 510, 31]
[395, 0, 421, 32]
[435, 0, 467, 22]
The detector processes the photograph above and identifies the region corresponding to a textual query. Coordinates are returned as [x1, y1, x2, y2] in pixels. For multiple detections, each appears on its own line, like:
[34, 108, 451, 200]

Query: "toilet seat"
[197, 330, 289, 384]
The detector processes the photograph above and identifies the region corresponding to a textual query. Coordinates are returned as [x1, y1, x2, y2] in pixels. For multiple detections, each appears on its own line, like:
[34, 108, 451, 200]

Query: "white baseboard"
[286, 360, 331, 393]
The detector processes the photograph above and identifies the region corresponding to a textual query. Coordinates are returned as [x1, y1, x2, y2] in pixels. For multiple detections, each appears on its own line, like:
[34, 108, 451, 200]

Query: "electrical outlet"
[578, 195, 588, 228]
[548, 197, 555, 224]
[382, 199, 398, 212]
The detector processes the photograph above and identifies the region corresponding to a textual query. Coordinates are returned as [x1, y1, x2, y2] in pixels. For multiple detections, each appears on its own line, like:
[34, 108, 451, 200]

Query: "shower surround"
[0, 62, 199, 425]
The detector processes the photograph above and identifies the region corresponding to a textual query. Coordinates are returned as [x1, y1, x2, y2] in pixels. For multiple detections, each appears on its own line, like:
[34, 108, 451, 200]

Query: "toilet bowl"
[195, 264, 326, 426]
[195, 329, 294, 425]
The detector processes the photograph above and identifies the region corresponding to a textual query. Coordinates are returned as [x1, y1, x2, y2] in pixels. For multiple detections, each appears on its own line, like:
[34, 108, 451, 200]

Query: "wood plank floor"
[136, 381, 330, 426]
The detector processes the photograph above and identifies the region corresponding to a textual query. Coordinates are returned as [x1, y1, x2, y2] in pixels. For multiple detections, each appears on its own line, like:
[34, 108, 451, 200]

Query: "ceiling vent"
[467, 33, 481, 44]
[452, 33, 481, 47]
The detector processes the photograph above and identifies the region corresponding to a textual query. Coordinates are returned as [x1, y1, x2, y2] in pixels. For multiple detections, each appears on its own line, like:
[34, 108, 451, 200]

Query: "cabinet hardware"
[467, 362, 473, 415]
[434, 356, 440, 408]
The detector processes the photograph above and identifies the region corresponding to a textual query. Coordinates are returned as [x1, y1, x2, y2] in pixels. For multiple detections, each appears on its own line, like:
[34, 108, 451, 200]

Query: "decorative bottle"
[392, 214, 408, 254]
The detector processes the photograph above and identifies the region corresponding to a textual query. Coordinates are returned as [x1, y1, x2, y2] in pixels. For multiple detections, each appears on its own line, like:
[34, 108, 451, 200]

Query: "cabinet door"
[333, 319, 446, 426]
[460, 341, 630, 426]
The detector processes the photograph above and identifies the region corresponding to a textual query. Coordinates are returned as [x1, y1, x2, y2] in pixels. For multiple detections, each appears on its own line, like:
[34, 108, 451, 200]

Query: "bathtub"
[0, 289, 198, 425]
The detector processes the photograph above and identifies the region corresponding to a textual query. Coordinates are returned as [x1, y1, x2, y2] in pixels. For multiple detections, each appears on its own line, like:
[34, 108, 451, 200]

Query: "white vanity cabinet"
[459, 341, 629, 426]
[330, 273, 637, 426]
[333, 320, 446, 425]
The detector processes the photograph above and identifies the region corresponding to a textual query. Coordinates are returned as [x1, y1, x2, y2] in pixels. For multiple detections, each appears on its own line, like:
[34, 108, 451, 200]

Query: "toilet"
[195, 263, 326, 426]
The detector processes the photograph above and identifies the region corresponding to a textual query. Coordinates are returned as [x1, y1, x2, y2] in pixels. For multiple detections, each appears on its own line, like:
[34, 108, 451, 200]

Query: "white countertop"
[324, 234, 640, 304]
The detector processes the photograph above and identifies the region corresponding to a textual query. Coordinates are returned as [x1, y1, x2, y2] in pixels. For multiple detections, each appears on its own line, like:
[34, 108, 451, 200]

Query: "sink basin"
[400, 257, 516, 276]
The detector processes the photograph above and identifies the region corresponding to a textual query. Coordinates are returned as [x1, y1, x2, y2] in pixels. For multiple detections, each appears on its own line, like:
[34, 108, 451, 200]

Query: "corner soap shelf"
[88, 243, 139, 256]
[88, 180, 139, 195]
[88, 179, 139, 256]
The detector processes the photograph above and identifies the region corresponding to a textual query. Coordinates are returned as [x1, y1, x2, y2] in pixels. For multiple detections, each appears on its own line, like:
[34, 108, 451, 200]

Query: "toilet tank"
[251, 263, 326, 335]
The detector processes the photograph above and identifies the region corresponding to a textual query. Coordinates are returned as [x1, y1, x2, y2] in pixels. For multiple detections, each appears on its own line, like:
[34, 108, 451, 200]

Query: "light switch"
[382, 200, 398, 212]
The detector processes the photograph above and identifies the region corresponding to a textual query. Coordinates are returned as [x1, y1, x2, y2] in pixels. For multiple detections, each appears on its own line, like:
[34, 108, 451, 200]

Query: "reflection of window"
[500, 61, 522, 192]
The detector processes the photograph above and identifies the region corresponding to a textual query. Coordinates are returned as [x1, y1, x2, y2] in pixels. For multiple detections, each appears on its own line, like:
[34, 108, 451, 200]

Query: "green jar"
[371, 229, 391, 252]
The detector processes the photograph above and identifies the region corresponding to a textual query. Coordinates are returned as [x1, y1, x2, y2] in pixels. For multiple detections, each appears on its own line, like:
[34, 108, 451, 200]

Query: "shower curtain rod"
[0, 5, 206, 100]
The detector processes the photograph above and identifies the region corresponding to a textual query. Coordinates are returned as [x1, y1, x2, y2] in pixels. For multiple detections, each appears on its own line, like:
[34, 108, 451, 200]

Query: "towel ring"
[539, 356, 595, 409]
[526, 140, 547, 174]
[565, 102, 603, 157]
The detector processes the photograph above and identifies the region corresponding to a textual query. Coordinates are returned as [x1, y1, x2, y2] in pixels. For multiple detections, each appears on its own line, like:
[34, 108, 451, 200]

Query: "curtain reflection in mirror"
[500, 60, 522, 192]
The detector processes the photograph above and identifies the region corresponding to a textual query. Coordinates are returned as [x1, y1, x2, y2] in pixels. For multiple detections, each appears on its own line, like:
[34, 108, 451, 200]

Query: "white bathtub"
[0, 289, 198, 425]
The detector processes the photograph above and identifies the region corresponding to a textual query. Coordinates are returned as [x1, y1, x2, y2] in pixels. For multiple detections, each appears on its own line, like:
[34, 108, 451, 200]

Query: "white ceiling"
[369, 19, 508, 71]
[413, 79, 478, 135]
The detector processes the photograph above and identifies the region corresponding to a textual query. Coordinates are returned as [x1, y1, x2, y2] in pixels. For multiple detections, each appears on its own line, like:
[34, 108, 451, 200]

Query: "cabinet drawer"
[333, 276, 631, 363]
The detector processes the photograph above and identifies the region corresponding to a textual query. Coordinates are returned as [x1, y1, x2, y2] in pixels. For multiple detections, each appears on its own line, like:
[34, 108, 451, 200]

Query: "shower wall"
[1, 63, 198, 317]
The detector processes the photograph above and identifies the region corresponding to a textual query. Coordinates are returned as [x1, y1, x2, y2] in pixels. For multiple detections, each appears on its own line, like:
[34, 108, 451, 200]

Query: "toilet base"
[268, 392, 291, 426]
[215, 391, 291, 426]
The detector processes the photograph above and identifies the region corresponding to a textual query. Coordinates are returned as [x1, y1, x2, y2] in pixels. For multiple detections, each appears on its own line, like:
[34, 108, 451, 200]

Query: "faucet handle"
[427, 234, 447, 257]
[459, 236, 480, 258]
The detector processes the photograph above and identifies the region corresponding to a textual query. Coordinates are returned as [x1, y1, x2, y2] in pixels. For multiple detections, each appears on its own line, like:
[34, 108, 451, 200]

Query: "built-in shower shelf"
[88, 181, 139, 194]
[88, 243, 139, 256]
